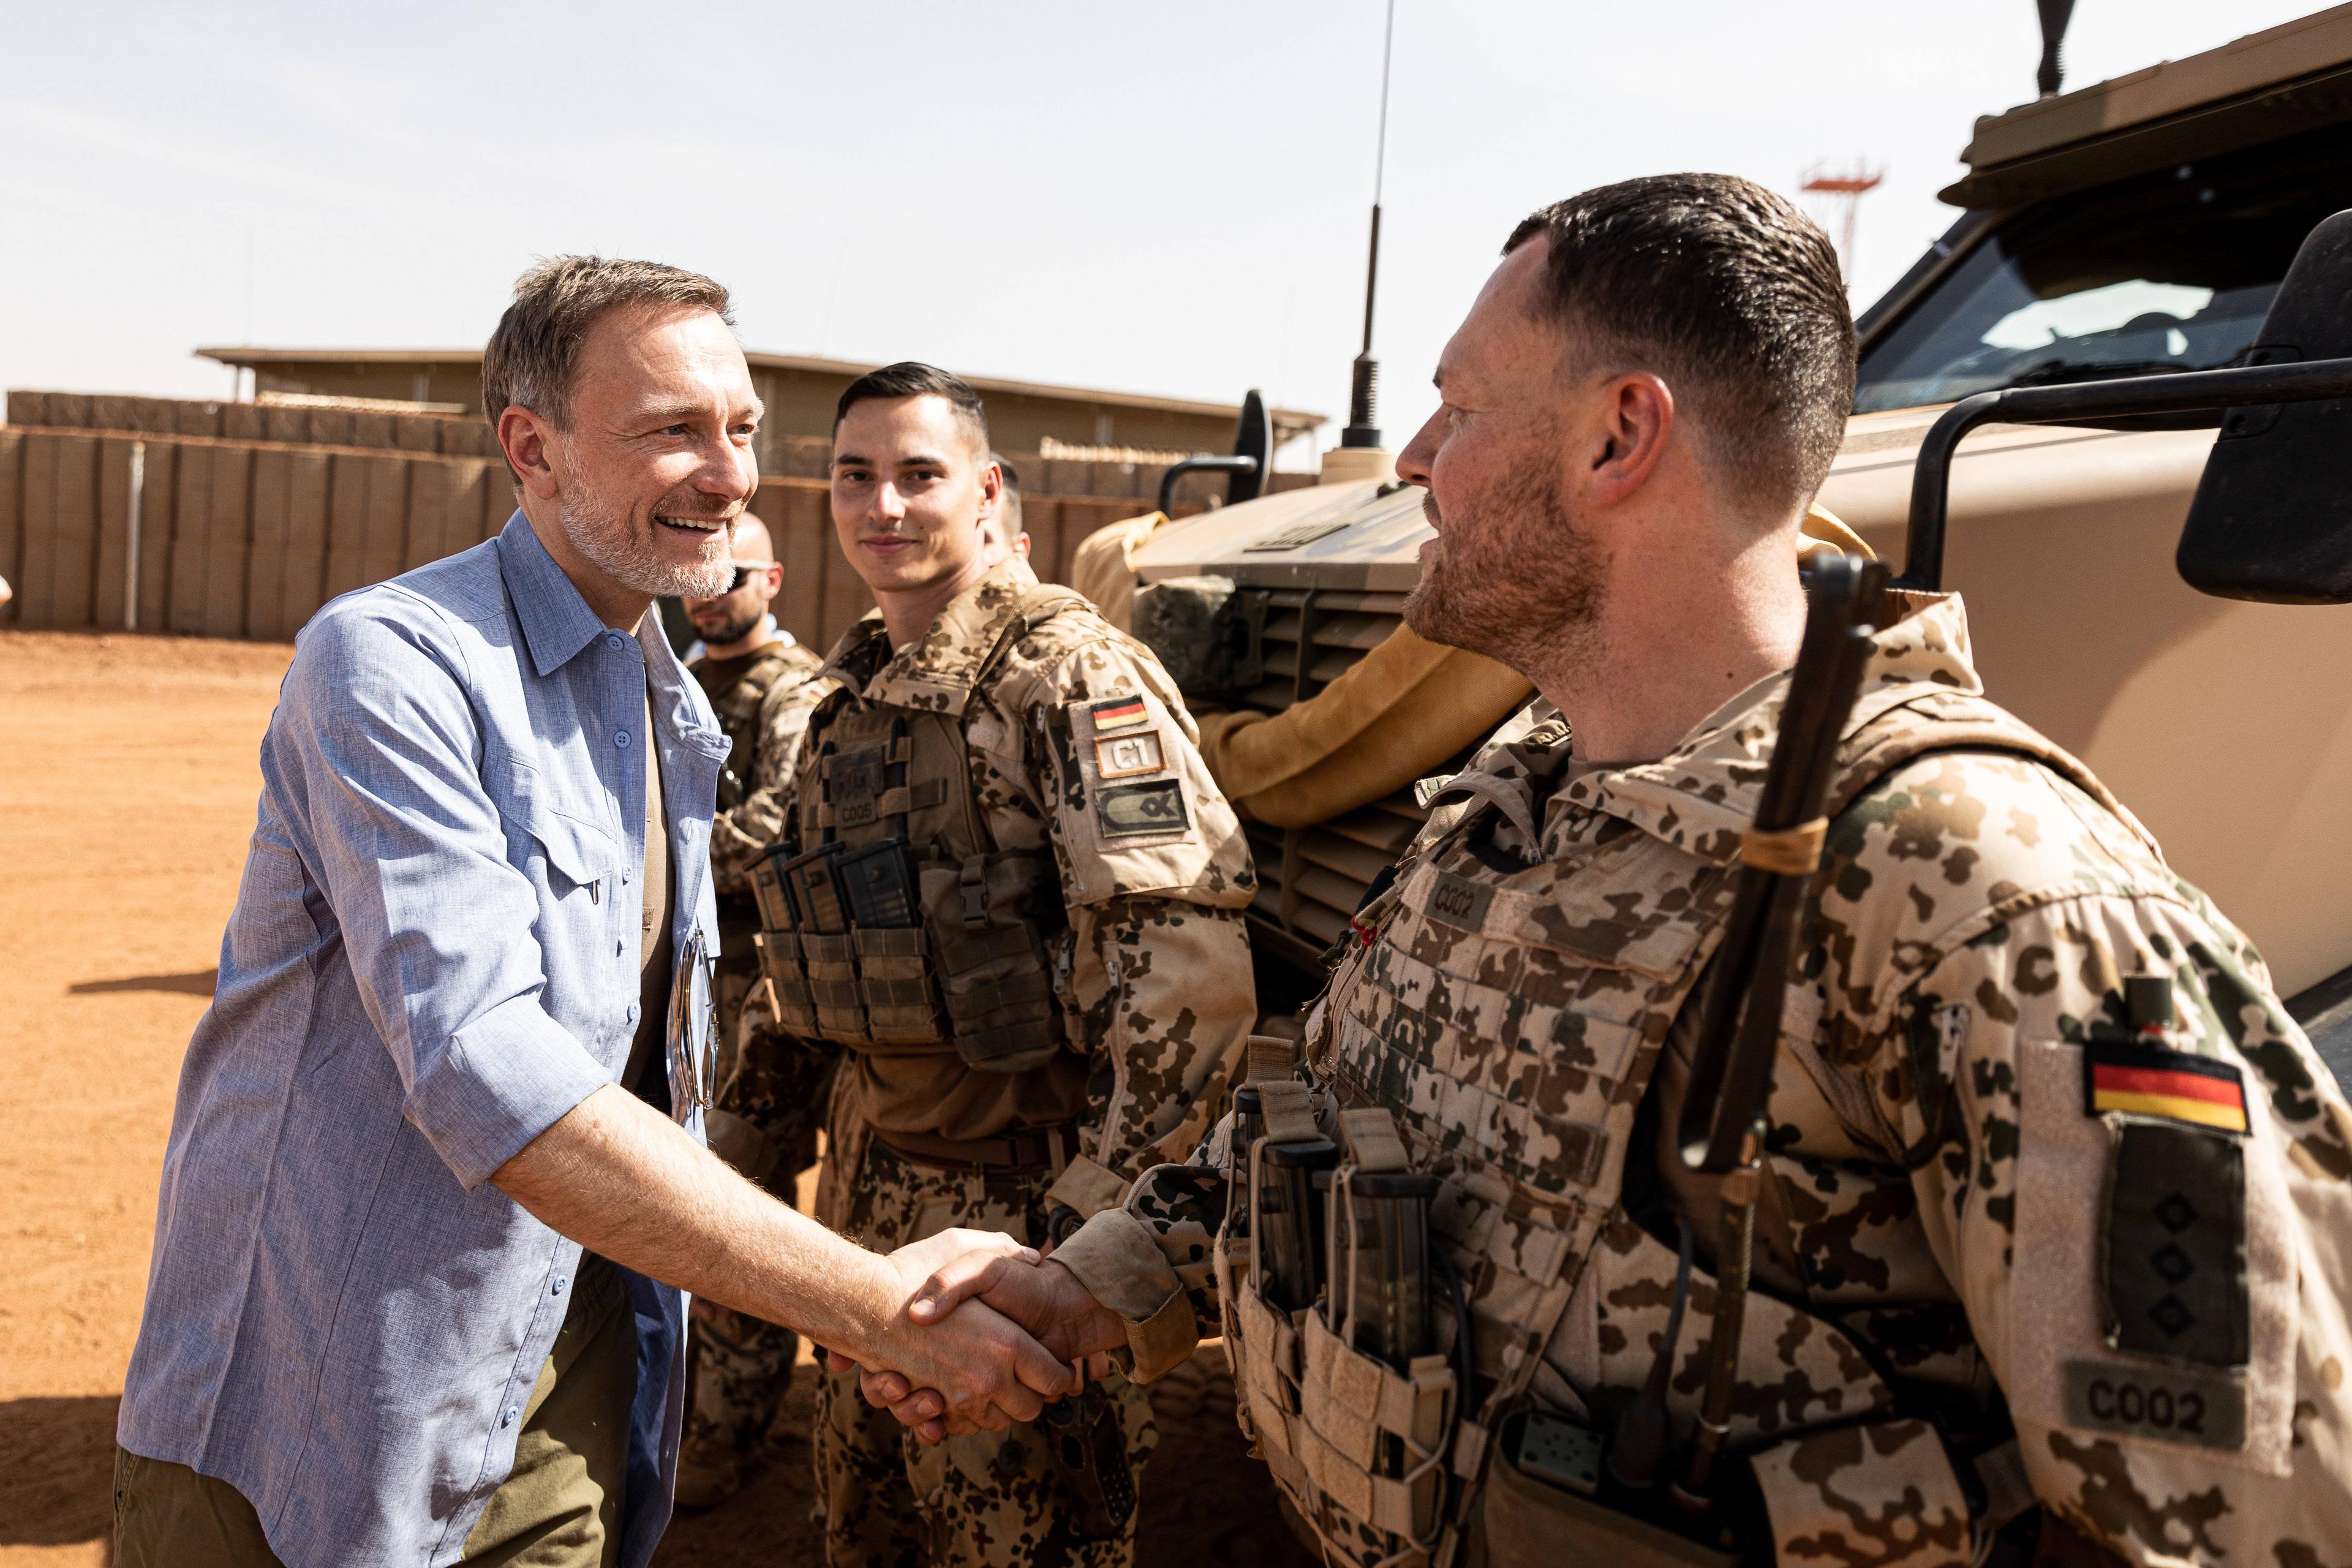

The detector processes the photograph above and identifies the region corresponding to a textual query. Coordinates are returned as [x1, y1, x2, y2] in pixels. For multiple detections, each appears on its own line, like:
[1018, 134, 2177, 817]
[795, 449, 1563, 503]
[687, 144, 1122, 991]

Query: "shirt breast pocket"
[494, 760, 617, 900]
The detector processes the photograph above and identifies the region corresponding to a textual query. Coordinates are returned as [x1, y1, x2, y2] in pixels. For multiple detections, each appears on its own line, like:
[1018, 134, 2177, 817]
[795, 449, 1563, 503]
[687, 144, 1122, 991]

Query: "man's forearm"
[496, 1086, 1079, 1427]
[491, 1084, 894, 1354]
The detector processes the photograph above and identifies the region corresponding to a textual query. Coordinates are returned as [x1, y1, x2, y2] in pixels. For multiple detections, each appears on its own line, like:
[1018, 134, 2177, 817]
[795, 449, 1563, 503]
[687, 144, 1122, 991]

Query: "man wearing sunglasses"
[673, 516, 843, 1506]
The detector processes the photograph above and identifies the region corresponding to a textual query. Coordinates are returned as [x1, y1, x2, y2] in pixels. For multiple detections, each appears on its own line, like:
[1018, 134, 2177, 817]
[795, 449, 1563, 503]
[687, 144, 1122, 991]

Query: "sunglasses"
[725, 561, 777, 592]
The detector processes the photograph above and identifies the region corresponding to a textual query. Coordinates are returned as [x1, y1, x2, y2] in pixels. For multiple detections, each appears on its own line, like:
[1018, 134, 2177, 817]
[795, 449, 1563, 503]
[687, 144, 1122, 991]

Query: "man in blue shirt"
[111, 257, 1069, 1568]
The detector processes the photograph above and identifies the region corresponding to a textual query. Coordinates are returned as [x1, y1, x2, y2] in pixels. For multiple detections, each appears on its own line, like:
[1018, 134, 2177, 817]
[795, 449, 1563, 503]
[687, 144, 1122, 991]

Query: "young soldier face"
[547, 303, 763, 599]
[830, 394, 1003, 600]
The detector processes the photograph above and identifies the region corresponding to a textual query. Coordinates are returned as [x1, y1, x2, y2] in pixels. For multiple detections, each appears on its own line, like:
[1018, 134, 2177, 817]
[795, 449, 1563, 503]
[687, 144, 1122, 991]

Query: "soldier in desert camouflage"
[870, 177, 2352, 1567]
[761, 362, 1256, 1567]
[673, 515, 840, 1506]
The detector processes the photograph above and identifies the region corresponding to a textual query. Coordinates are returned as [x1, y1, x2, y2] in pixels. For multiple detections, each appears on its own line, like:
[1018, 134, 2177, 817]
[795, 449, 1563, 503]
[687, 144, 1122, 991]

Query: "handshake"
[825, 1229, 1133, 1442]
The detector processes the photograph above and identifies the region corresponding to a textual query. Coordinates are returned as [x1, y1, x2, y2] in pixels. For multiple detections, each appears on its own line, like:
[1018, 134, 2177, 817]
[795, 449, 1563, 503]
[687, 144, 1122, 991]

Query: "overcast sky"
[0, 1, 2324, 462]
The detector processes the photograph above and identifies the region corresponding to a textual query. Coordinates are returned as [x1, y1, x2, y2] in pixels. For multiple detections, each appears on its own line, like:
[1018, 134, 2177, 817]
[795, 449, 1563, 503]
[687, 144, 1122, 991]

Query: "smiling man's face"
[551, 302, 762, 599]
[829, 393, 999, 601]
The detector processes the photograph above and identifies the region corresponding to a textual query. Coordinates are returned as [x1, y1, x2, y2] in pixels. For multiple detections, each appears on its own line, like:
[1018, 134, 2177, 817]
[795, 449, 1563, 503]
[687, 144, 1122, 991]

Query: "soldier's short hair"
[834, 361, 990, 458]
[482, 256, 733, 434]
[993, 454, 1023, 531]
[1506, 175, 1855, 513]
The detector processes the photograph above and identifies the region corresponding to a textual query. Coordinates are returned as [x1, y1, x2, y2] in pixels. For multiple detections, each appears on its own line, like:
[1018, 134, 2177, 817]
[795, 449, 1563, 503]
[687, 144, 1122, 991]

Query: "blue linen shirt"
[118, 514, 729, 1567]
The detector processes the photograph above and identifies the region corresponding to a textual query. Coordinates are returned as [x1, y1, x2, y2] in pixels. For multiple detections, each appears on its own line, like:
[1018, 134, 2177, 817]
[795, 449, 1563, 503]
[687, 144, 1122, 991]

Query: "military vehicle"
[1116, 5, 2352, 1065]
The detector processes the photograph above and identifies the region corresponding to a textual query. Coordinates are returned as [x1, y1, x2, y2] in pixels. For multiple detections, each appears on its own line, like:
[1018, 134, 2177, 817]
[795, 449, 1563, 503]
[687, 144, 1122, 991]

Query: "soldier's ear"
[1581, 372, 1673, 508]
[499, 407, 562, 502]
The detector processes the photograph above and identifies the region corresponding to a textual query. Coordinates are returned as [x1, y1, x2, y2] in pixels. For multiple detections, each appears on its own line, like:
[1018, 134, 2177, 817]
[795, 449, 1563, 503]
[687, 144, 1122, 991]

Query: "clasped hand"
[839, 1229, 1088, 1432]
[835, 1242, 1128, 1443]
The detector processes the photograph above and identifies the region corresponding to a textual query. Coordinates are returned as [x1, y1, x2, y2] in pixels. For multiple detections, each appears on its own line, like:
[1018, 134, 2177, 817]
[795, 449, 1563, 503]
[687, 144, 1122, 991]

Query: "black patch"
[2105, 1122, 2248, 1368]
[1041, 707, 1085, 813]
[1096, 778, 1189, 840]
[1424, 870, 1494, 932]
[2061, 1359, 2247, 1452]
[827, 749, 887, 829]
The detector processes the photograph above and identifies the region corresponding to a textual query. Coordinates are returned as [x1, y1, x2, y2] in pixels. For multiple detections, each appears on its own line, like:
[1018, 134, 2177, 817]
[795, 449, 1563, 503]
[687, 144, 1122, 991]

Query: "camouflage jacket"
[691, 637, 830, 897]
[798, 556, 1258, 1213]
[1057, 592, 2352, 1566]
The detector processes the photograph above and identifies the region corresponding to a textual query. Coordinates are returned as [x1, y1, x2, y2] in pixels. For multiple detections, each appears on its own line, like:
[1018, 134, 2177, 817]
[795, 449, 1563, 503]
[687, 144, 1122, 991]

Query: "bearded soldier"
[758, 362, 1256, 1567]
[674, 514, 839, 1506]
[874, 178, 2352, 1567]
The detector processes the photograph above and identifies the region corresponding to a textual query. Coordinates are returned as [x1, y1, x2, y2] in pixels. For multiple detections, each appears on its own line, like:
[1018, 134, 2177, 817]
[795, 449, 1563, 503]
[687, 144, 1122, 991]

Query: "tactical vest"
[1219, 676, 2135, 1568]
[748, 584, 1088, 1080]
[694, 640, 821, 813]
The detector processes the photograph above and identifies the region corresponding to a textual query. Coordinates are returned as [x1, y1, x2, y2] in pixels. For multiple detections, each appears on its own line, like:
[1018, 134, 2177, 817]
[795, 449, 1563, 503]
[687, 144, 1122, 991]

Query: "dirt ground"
[0, 627, 1310, 1568]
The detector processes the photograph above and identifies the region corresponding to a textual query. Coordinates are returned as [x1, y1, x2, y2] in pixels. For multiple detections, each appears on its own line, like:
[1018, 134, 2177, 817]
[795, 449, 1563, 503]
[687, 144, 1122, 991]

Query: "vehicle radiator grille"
[1238, 588, 1413, 712]
[1226, 590, 1449, 971]
[1244, 786, 1431, 973]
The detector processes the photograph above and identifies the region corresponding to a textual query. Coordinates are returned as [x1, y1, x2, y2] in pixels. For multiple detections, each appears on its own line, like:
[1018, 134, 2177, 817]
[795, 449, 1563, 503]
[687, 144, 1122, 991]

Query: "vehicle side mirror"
[2176, 210, 2352, 603]
[1155, 389, 1273, 517]
[1229, 390, 1271, 508]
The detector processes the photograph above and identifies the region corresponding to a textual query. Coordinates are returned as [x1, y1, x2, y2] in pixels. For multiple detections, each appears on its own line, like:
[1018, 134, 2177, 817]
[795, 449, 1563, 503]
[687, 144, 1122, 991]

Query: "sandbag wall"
[10, 390, 497, 458]
[0, 426, 512, 643]
[0, 414, 1191, 650]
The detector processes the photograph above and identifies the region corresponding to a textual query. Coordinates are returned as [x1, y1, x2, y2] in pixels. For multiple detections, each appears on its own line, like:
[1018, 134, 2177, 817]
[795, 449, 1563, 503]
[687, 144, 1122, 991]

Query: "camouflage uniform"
[1056, 591, 2352, 1567]
[679, 636, 839, 1502]
[782, 556, 1257, 1568]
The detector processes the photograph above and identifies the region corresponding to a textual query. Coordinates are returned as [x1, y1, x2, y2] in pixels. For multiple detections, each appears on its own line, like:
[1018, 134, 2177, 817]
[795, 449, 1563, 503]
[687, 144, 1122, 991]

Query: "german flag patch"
[2084, 1039, 2249, 1134]
[1090, 695, 1151, 731]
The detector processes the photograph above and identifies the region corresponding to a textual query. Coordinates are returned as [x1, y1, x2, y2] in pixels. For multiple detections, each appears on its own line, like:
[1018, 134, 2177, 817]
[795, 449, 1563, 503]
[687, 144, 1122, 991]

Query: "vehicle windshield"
[1855, 125, 2352, 413]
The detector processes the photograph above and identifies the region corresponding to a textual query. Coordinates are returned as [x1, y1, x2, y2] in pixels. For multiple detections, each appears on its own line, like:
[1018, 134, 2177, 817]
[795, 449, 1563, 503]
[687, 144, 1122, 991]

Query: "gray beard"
[557, 486, 734, 600]
[1402, 462, 1606, 677]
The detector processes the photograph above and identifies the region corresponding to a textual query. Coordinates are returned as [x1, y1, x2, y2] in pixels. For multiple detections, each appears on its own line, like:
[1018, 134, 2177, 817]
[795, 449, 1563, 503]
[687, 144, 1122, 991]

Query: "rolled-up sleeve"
[272, 600, 611, 1189]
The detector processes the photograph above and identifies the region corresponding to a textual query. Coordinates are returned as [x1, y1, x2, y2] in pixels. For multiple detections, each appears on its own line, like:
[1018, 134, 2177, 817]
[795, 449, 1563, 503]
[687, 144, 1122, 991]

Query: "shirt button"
[626, 1003, 640, 1023]
[552, 1275, 568, 1295]
[501, 1404, 520, 1428]
[605, 633, 627, 651]
[615, 729, 631, 748]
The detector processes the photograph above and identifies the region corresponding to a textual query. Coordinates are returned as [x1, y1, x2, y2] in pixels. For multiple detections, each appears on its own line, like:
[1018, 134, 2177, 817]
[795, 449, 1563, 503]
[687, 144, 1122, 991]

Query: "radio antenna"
[1340, 0, 1396, 451]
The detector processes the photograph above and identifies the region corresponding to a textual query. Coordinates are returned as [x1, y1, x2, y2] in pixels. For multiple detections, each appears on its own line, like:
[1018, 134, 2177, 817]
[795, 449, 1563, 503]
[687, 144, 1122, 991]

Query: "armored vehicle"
[1117, 6, 2352, 1055]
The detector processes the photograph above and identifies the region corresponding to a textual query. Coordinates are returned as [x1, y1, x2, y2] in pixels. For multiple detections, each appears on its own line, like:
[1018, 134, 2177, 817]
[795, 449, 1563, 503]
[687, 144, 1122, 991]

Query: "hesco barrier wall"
[10, 391, 1321, 511]
[0, 420, 1197, 651]
[7, 390, 498, 458]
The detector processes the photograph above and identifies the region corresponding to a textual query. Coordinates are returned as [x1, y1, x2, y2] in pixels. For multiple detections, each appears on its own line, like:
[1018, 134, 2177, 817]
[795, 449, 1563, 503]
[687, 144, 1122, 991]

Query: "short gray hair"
[482, 256, 733, 435]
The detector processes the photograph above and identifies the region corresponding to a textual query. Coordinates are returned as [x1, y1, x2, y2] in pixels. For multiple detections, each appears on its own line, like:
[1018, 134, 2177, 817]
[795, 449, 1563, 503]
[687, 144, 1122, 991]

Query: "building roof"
[194, 344, 1325, 435]
[1944, 3, 2352, 206]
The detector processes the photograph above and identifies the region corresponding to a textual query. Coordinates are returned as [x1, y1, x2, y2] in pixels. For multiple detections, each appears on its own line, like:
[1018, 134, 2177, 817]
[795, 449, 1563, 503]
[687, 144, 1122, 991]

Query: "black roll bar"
[1156, 454, 1260, 519]
[1898, 358, 2352, 592]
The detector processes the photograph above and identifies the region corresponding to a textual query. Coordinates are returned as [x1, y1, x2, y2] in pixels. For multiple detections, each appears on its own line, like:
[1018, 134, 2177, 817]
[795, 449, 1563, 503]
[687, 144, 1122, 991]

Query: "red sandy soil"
[0, 627, 1309, 1568]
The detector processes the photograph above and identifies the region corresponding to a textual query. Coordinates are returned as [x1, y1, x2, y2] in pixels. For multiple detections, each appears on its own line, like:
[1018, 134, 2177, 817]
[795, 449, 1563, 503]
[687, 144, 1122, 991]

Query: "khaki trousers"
[113, 1257, 638, 1568]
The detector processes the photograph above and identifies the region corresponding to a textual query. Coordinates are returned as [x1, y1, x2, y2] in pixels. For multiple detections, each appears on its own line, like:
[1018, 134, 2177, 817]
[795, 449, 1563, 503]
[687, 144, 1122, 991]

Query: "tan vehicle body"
[1129, 6, 2352, 1000]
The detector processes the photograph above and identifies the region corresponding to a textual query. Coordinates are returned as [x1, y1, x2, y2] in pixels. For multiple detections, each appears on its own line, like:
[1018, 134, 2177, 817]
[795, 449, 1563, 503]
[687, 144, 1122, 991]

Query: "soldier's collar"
[1414, 700, 1570, 850]
[1563, 592, 1983, 865]
[832, 556, 1048, 717]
